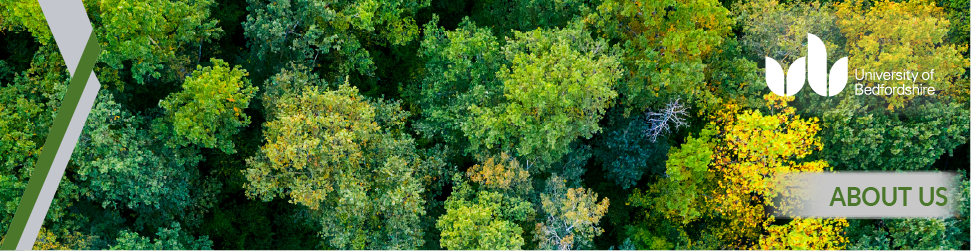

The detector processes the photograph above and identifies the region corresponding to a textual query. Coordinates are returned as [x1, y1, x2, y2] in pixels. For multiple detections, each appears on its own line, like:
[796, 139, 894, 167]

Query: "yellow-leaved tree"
[708, 95, 846, 249]
[707, 94, 825, 241]
[836, 0, 967, 109]
[628, 95, 847, 249]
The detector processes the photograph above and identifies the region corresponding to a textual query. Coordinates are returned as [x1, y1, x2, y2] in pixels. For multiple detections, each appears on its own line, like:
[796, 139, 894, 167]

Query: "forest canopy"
[0, 0, 968, 249]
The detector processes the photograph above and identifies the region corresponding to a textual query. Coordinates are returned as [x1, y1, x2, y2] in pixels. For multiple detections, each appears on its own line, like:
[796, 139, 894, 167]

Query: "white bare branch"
[644, 98, 688, 142]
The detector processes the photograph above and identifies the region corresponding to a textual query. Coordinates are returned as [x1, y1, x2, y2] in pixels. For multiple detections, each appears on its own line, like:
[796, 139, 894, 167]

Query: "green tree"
[0, 45, 68, 234]
[464, 22, 622, 169]
[259, 63, 328, 119]
[244, 84, 427, 249]
[31, 227, 93, 250]
[437, 183, 534, 250]
[939, 0, 969, 66]
[0, 0, 51, 44]
[243, 0, 428, 76]
[586, 0, 734, 113]
[635, 127, 715, 224]
[159, 58, 257, 154]
[73, 92, 220, 229]
[593, 112, 666, 188]
[255, 64, 454, 249]
[413, 17, 505, 155]
[417, 19, 621, 170]
[110, 222, 213, 250]
[622, 127, 718, 249]
[814, 96, 969, 171]
[466, 0, 589, 38]
[437, 155, 536, 249]
[87, 0, 223, 85]
[758, 217, 848, 250]
[733, 0, 843, 67]
[699, 38, 766, 112]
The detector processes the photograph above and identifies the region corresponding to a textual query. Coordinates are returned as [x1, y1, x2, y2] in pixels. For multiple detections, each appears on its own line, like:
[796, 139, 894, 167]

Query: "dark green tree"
[812, 96, 969, 171]
[0, 45, 68, 235]
[110, 222, 213, 250]
[243, 0, 429, 77]
[413, 17, 505, 157]
[466, 0, 589, 37]
[73, 92, 220, 230]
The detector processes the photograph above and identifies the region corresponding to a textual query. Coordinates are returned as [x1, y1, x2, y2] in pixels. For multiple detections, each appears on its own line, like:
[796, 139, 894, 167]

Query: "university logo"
[765, 33, 848, 96]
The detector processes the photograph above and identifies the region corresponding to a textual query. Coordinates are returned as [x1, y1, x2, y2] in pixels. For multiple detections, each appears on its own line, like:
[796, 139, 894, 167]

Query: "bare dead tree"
[644, 98, 688, 142]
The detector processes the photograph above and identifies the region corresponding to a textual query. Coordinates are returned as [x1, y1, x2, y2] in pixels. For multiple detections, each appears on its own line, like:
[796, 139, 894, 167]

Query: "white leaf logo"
[766, 33, 849, 97]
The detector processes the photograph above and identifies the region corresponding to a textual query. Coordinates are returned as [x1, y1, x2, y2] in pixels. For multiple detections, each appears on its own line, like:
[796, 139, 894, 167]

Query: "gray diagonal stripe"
[17, 74, 101, 250]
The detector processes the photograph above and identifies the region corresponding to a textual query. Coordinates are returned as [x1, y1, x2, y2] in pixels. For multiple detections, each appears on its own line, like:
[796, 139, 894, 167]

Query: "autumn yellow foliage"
[759, 217, 848, 250]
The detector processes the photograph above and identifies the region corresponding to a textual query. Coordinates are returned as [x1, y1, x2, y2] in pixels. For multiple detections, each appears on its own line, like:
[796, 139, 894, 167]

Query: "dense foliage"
[0, 0, 968, 249]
